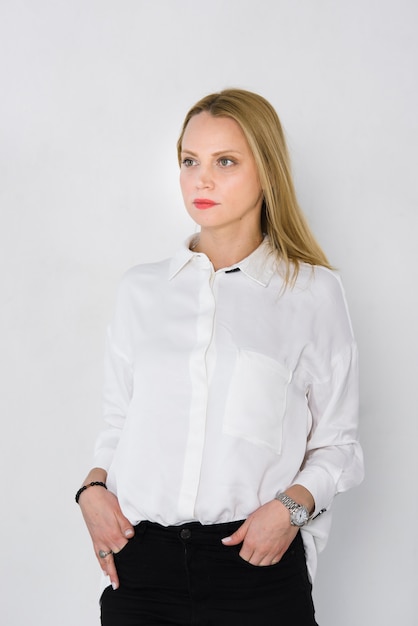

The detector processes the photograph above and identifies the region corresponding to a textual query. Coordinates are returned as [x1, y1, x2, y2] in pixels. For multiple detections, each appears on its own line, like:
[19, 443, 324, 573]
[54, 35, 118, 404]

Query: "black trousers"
[100, 520, 318, 625]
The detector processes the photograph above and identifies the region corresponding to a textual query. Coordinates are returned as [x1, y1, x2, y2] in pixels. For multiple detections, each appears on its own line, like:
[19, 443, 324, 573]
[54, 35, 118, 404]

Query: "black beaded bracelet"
[75, 481, 107, 504]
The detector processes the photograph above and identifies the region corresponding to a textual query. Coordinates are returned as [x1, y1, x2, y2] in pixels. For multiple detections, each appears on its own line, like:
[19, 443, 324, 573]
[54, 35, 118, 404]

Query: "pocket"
[113, 538, 134, 559]
[226, 532, 303, 571]
[232, 549, 284, 570]
[113, 523, 146, 561]
[112, 524, 148, 586]
[223, 350, 292, 454]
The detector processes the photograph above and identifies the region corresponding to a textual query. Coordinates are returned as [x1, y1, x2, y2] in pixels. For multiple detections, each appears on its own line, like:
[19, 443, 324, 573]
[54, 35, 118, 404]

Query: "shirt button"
[180, 528, 191, 540]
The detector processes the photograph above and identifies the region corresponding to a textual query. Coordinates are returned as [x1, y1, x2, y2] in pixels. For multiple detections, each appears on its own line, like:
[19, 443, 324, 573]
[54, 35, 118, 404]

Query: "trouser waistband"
[135, 519, 245, 544]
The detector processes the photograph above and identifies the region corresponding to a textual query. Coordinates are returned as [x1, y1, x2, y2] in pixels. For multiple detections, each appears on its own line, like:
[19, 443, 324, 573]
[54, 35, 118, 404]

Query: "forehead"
[181, 112, 249, 152]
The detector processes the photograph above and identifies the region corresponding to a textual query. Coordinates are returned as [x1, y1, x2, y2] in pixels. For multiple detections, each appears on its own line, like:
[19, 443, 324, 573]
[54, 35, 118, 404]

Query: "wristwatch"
[275, 492, 311, 527]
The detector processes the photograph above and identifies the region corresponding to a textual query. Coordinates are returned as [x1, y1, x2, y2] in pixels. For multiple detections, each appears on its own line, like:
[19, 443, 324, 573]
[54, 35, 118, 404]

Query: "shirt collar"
[169, 236, 277, 287]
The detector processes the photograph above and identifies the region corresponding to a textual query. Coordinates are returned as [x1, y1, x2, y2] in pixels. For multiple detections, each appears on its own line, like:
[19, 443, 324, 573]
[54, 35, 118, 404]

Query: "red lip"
[193, 198, 218, 210]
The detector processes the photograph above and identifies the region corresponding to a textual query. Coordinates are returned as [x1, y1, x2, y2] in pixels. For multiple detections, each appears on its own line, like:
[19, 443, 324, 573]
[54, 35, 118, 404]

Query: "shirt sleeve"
[93, 275, 135, 471]
[293, 342, 364, 515]
[291, 269, 364, 515]
[93, 328, 133, 471]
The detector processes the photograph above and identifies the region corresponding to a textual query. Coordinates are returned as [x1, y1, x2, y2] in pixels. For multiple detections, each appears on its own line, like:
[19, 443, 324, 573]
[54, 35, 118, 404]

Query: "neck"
[192, 229, 264, 271]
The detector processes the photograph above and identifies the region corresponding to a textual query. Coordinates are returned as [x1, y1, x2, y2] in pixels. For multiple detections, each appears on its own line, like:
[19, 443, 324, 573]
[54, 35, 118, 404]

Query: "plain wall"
[1, 1, 417, 624]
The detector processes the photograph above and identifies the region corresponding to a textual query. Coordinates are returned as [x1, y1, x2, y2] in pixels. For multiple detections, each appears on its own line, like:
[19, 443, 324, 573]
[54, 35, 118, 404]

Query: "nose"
[195, 164, 214, 189]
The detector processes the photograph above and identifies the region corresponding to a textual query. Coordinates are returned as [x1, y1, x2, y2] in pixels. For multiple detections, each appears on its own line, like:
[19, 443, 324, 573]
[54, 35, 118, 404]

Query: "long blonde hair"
[177, 88, 331, 283]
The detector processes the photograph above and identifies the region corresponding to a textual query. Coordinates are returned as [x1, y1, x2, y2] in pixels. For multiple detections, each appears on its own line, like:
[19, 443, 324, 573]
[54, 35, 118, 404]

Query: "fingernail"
[221, 536, 232, 543]
[125, 529, 134, 537]
[111, 582, 118, 591]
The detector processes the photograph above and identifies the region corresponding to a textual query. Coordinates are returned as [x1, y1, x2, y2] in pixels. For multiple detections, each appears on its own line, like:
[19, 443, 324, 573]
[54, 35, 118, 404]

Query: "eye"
[218, 157, 235, 167]
[181, 157, 197, 167]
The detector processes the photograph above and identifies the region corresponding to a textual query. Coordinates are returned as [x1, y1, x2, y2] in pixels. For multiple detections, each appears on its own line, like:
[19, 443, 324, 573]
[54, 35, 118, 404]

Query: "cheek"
[179, 171, 192, 199]
[244, 173, 262, 201]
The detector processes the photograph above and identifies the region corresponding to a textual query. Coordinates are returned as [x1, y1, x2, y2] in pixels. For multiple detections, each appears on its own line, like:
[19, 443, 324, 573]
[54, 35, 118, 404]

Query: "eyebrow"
[180, 149, 243, 157]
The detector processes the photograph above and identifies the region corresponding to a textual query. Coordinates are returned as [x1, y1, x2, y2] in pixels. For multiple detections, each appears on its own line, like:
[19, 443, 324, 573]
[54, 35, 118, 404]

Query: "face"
[179, 112, 263, 237]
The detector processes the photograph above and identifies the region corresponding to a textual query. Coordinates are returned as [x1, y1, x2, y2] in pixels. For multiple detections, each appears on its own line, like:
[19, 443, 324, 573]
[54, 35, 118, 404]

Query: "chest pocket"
[223, 350, 292, 455]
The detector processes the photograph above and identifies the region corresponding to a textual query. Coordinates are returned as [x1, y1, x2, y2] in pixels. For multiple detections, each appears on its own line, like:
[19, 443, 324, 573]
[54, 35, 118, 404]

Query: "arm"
[222, 346, 362, 565]
[223, 282, 364, 565]
[78, 468, 134, 590]
[78, 279, 136, 589]
[293, 343, 364, 516]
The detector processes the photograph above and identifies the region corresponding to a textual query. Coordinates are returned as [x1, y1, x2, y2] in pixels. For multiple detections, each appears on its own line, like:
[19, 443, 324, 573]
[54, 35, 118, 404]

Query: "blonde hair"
[177, 88, 332, 283]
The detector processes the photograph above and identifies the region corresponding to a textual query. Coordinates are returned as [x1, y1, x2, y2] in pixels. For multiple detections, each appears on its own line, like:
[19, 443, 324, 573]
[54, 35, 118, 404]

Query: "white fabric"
[94, 237, 364, 580]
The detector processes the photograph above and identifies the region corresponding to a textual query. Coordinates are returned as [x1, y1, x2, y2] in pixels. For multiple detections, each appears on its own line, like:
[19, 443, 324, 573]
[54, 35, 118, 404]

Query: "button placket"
[176, 265, 217, 520]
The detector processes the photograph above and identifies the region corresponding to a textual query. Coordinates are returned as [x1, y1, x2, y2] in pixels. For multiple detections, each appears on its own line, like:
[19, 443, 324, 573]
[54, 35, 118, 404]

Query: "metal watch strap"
[275, 493, 300, 513]
[275, 492, 311, 526]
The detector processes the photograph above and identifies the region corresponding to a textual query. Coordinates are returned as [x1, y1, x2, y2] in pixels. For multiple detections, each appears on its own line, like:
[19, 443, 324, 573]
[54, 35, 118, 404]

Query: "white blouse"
[94, 237, 364, 580]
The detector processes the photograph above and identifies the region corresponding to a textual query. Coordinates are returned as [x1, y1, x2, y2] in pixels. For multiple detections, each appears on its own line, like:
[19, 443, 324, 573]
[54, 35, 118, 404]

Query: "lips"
[193, 199, 218, 210]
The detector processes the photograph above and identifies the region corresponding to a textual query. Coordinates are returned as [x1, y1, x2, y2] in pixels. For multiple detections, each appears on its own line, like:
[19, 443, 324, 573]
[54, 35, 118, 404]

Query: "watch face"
[292, 507, 309, 526]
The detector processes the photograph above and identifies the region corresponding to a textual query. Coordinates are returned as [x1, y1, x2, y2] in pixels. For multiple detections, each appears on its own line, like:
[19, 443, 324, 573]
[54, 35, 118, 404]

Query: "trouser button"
[180, 528, 191, 540]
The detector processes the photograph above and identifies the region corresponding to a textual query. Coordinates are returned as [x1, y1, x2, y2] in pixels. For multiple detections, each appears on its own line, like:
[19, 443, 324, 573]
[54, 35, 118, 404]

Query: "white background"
[1, 1, 417, 624]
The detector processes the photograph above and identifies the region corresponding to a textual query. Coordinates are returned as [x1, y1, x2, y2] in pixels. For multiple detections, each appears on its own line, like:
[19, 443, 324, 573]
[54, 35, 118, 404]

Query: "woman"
[77, 89, 364, 625]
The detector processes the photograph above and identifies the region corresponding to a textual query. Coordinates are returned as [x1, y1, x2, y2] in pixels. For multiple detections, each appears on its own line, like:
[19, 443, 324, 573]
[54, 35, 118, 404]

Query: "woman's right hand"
[78, 469, 135, 590]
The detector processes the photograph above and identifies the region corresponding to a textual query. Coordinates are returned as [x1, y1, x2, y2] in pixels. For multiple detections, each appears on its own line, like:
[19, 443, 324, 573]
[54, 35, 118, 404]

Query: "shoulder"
[119, 257, 171, 289]
[291, 263, 355, 342]
[111, 257, 172, 315]
[293, 263, 349, 308]
[123, 257, 171, 282]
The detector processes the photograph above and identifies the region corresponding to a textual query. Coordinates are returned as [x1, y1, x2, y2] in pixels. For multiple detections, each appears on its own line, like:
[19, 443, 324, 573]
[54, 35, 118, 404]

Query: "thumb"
[221, 521, 248, 546]
[116, 512, 135, 538]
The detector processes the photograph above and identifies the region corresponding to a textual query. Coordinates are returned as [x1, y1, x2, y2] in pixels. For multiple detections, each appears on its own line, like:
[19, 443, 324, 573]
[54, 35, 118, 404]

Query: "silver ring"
[98, 549, 113, 559]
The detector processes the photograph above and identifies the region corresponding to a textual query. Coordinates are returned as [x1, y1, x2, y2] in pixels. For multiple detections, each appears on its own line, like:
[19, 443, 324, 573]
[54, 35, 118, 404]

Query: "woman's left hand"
[221, 499, 299, 566]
